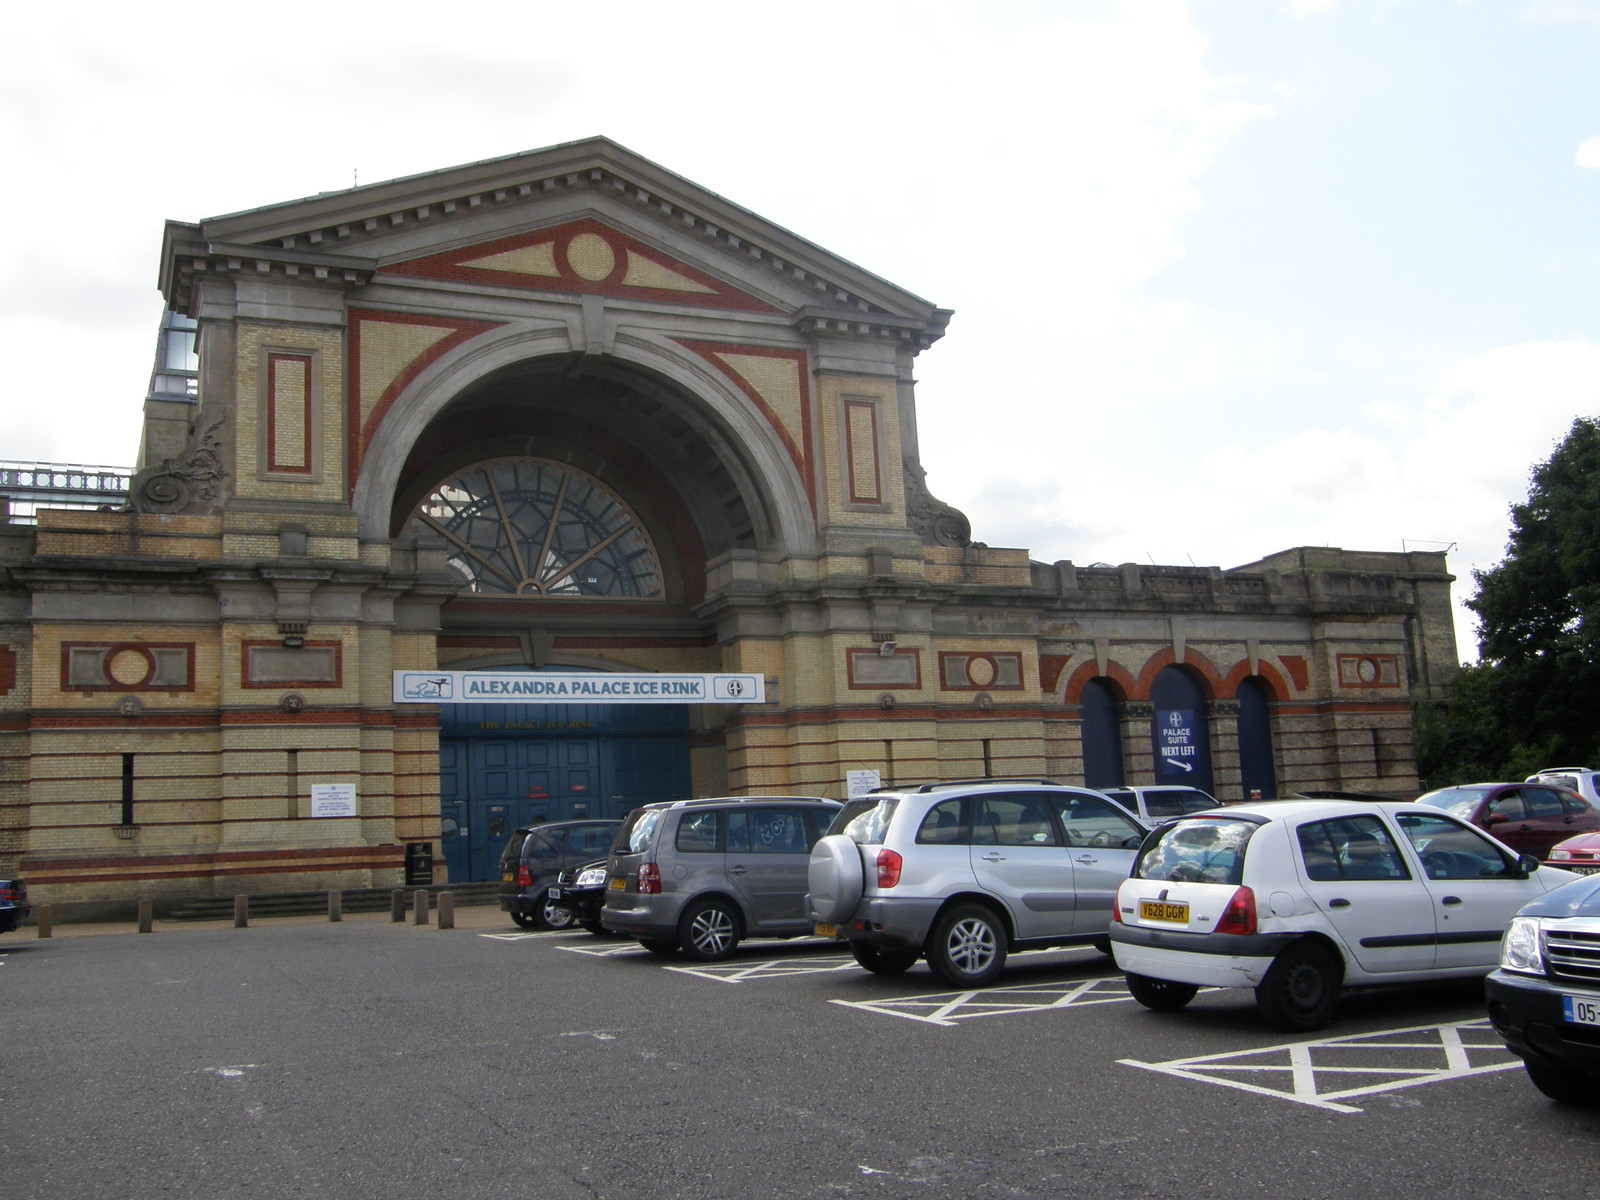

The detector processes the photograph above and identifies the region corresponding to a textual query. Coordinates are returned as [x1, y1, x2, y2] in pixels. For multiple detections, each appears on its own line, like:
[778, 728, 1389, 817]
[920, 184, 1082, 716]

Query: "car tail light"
[876, 849, 902, 889]
[0, 885, 17, 904]
[1215, 886, 1257, 935]
[638, 863, 662, 895]
[516, 865, 533, 888]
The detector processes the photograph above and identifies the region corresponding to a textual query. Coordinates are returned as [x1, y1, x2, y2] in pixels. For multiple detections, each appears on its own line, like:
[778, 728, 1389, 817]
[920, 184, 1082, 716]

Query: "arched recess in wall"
[1235, 676, 1278, 800]
[354, 327, 817, 566]
[1080, 678, 1125, 790]
[1149, 665, 1215, 794]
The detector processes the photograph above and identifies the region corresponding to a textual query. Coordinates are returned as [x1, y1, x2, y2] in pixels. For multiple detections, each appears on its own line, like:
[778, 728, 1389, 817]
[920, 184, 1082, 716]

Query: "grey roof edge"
[182, 136, 943, 322]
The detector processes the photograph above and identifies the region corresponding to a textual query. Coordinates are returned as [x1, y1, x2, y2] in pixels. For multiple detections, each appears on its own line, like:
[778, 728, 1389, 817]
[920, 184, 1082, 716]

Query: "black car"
[0, 877, 29, 934]
[498, 820, 621, 930]
[1486, 872, 1600, 1104]
[547, 858, 611, 935]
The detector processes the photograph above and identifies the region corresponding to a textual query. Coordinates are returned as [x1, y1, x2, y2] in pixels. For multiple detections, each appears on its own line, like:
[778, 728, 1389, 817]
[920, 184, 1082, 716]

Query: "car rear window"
[830, 797, 899, 844]
[614, 809, 662, 855]
[1133, 817, 1256, 885]
[498, 830, 531, 870]
[1415, 788, 1486, 819]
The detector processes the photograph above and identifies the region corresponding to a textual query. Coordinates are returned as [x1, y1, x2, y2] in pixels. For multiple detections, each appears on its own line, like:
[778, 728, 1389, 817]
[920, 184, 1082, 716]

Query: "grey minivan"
[601, 796, 841, 960]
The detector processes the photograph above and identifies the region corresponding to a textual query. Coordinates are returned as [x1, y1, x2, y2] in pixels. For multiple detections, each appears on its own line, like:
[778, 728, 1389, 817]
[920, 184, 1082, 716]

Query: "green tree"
[1422, 417, 1600, 782]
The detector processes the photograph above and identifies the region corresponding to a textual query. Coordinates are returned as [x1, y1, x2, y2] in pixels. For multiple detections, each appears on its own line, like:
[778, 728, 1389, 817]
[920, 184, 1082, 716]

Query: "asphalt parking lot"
[2, 912, 1596, 1200]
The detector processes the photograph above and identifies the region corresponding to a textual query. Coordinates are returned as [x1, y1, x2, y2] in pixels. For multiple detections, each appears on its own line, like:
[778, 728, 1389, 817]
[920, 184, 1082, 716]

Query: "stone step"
[166, 881, 502, 921]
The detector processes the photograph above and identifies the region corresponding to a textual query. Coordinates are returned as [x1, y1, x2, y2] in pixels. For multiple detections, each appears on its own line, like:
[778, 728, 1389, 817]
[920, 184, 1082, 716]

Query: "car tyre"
[539, 900, 577, 931]
[1255, 942, 1342, 1032]
[639, 938, 678, 956]
[925, 903, 1007, 987]
[850, 943, 919, 975]
[1125, 973, 1199, 1012]
[509, 910, 540, 930]
[1523, 1060, 1600, 1105]
[678, 898, 741, 962]
[579, 921, 608, 936]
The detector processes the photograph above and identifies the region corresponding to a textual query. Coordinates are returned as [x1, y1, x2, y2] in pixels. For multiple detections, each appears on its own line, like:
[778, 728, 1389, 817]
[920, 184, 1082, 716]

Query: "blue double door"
[438, 702, 692, 883]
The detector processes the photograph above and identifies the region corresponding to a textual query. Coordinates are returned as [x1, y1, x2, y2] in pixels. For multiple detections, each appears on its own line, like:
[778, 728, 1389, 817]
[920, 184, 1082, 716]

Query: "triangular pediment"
[382, 216, 780, 314]
[160, 137, 950, 344]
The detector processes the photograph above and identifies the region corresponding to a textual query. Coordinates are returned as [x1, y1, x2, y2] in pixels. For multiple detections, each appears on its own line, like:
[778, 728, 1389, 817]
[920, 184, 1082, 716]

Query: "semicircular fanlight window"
[409, 458, 663, 599]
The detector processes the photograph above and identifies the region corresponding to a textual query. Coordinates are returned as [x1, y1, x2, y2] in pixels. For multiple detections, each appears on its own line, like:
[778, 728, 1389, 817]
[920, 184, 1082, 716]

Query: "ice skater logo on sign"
[1155, 708, 1197, 777]
[400, 674, 453, 700]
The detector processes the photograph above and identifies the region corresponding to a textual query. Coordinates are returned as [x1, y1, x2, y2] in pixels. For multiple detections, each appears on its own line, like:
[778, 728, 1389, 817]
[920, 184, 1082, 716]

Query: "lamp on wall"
[877, 639, 898, 656]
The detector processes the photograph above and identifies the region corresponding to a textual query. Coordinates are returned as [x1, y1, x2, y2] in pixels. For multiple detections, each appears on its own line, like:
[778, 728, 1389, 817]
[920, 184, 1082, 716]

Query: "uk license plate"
[1139, 900, 1190, 924]
[1567, 865, 1600, 875]
[608, 877, 626, 891]
[1563, 994, 1600, 1026]
[501, 872, 514, 883]
[814, 922, 838, 939]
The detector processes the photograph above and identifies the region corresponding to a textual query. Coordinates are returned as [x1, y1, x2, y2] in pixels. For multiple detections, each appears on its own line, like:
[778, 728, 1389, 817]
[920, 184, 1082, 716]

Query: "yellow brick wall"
[234, 323, 346, 504]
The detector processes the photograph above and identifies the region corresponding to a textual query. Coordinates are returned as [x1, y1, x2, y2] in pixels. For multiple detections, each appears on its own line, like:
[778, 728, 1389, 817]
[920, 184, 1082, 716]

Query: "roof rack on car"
[662, 795, 834, 808]
[865, 778, 1066, 794]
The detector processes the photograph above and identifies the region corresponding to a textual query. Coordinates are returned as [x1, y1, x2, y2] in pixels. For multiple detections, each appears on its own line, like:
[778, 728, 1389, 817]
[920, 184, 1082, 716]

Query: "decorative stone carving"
[131, 412, 230, 514]
[903, 457, 972, 548]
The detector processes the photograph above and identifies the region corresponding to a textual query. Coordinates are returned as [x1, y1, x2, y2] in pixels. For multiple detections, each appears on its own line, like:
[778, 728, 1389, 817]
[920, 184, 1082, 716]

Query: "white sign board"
[392, 671, 766, 705]
[309, 783, 357, 818]
[847, 769, 882, 798]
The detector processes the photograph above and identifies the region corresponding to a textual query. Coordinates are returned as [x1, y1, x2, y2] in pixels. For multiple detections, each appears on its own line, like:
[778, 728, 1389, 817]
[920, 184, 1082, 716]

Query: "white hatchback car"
[1110, 799, 1577, 1031]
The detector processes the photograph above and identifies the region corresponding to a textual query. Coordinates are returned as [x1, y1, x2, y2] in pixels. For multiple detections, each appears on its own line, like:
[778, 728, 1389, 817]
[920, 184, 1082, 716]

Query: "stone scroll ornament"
[131, 412, 231, 514]
[902, 456, 973, 548]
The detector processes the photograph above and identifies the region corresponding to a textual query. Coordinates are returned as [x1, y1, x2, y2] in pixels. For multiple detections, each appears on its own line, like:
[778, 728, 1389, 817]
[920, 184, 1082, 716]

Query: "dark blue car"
[0, 877, 28, 934]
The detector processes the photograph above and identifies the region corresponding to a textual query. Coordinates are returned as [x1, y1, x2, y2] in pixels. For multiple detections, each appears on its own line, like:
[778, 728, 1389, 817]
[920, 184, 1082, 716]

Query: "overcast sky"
[4, 0, 1598, 661]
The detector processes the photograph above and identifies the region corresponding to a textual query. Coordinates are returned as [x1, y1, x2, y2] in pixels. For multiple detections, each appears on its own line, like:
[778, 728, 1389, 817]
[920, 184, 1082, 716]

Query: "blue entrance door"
[440, 700, 692, 882]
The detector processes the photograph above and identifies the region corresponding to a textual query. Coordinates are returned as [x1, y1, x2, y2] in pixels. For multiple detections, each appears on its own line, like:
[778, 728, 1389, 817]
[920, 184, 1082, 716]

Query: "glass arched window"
[409, 458, 663, 599]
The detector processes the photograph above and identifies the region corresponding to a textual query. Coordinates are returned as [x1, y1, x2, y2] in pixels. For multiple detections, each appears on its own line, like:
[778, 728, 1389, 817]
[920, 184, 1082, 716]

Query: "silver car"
[807, 781, 1150, 986]
[601, 796, 842, 961]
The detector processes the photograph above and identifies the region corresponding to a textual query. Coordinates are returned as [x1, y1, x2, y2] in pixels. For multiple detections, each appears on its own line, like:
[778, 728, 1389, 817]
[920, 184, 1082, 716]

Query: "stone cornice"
[158, 137, 948, 342]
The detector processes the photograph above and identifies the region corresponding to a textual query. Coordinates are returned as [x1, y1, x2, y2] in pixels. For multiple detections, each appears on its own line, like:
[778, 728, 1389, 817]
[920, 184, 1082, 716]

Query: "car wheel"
[1125, 973, 1199, 1012]
[579, 921, 608, 936]
[1091, 936, 1113, 957]
[1255, 942, 1342, 1032]
[678, 898, 741, 962]
[808, 835, 865, 924]
[925, 903, 1007, 987]
[639, 938, 678, 956]
[1523, 1060, 1600, 1105]
[850, 943, 919, 975]
[509, 910, 540, 930]
[540, 900, 577, 931]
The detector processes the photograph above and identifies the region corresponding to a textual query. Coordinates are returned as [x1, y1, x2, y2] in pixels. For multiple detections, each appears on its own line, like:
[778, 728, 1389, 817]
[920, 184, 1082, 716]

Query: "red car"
[1415, 782, 1600, 859]
[1545, 829, 1600, 874]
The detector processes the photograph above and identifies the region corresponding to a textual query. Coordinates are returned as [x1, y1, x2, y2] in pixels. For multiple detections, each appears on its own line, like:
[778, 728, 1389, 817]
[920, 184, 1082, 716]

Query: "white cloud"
[1577, 135, 1600, 169]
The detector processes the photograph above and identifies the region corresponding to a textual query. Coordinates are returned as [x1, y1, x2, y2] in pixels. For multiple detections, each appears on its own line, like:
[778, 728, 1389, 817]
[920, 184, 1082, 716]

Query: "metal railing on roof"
[0, 461, 133, 524]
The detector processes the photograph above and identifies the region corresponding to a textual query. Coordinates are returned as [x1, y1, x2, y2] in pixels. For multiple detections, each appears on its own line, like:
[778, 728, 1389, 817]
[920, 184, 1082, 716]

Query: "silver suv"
[601, 796, 842, 961]
[807, 781, 1149, 986]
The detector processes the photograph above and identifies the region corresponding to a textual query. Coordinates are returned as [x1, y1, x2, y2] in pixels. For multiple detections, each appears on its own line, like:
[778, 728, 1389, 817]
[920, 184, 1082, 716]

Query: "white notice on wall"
[309, 783, 357, 818]
[846, 770, 882, 798]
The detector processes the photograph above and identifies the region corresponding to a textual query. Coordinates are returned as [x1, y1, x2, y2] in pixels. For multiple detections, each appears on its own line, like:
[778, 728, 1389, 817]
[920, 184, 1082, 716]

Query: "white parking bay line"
[666, 957, 862, 983]
[831, 976, 1133, 1026]
[1120, 1019, 1519, 1113]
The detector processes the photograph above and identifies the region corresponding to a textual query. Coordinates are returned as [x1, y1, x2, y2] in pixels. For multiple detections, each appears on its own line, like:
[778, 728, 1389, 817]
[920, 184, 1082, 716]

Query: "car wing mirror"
[1516, 853, 1541, 877]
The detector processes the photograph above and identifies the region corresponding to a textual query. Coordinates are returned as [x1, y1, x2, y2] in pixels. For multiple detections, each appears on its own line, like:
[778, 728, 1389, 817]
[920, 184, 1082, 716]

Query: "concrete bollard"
[234, 894, 249, 928]
[437, 891, 455, 930]
[328, 890, 343, 922]
[138, 898, 154, 934]
[36, 904, 52, 939]
[390, 889, 406, 922]
[413, 888, 429, 926]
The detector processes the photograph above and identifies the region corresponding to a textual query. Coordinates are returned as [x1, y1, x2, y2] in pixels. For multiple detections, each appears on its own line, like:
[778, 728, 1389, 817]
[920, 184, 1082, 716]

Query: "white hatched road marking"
[831, 976, 1135, 1025]
[1120, 1020, 1519, 1113]
[665, 957, 862, 983]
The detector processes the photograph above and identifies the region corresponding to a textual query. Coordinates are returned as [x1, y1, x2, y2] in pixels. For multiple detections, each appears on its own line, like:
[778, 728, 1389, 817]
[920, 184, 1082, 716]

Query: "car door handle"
[1074, 854, 1098, 865]
[1329, 898, 1351, 908]
[1441, 895, 1462, 905]
[726, 865, 747, 876]
[980, 853, 1006, 862]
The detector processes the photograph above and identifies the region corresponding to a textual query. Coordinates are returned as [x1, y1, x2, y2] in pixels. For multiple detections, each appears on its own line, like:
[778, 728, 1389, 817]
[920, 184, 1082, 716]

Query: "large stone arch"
[352, 323, 818, 563]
